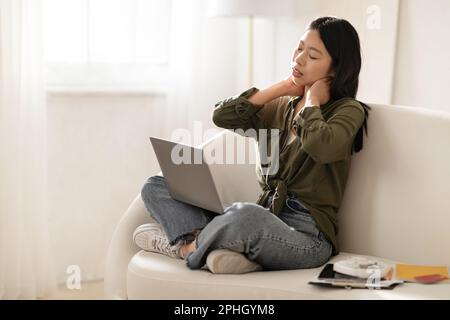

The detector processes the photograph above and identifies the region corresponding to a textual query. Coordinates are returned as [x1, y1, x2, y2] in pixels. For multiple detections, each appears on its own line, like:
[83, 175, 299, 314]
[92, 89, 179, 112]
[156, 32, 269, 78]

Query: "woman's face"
[291, 29, 334, 87]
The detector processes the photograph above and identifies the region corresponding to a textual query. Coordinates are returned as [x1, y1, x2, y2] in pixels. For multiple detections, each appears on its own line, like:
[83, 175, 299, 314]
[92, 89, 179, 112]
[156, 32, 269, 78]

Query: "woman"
[138, 16, 371, 273]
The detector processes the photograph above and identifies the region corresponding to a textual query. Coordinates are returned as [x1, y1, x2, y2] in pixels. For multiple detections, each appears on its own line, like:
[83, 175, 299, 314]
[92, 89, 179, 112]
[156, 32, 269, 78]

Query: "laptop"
[149, 136, 260, 214]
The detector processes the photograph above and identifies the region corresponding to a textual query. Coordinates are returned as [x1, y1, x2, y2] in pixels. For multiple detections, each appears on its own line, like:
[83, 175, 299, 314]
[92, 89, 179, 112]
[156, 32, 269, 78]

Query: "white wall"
[392, 0, 450, 112]
[46, 92, 163, 282]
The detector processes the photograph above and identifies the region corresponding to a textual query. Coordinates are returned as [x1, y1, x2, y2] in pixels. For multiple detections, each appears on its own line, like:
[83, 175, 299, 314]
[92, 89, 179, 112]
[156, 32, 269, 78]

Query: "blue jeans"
[141, 175, 332, 270]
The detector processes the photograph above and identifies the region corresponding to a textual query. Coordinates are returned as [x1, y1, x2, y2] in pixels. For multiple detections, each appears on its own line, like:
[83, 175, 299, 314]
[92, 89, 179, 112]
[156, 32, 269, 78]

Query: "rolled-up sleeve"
[292, 103, 365, 164]
[212, 87, 264, 132]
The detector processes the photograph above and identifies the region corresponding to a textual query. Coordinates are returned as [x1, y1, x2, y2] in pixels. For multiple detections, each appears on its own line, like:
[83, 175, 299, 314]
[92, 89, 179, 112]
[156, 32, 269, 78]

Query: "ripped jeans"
[140, 175, 333, 270]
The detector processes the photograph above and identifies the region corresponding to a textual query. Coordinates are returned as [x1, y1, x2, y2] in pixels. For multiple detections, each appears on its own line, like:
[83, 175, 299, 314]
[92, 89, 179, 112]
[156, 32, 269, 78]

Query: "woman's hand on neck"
[304, 77, 332, 107]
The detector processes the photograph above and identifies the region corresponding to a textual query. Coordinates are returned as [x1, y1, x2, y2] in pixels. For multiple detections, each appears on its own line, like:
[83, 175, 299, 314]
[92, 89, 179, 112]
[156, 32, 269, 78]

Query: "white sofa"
[104, 103, 450, 299]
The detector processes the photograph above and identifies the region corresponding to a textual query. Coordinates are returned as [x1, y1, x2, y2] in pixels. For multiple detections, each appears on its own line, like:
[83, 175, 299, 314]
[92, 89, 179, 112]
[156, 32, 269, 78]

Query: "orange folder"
[396, 263, 449, 282]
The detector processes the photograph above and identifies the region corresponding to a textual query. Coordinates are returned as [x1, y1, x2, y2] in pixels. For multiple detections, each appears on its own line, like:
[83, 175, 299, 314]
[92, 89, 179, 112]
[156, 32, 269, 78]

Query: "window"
[44, 0, 171, 92]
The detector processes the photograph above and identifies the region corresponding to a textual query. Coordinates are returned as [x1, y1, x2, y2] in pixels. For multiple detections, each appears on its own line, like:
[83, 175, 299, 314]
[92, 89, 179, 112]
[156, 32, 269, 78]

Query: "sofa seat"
[127, 250, 450, 300]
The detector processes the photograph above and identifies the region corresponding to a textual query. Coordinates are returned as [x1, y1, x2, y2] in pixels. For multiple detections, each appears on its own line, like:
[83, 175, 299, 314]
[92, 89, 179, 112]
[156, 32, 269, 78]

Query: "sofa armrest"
[104, 192, 158, 299]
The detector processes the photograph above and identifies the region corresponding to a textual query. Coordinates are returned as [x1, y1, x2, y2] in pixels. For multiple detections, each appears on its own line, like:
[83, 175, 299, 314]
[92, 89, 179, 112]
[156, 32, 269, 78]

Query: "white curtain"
[161, 0, 203, 140]
[0, 0, 56, 299]
[161, 0, 240, 143]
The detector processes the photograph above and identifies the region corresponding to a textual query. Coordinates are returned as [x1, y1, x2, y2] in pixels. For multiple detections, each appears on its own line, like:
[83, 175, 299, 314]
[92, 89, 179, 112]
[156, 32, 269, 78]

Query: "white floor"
[42, 280, 104, 300]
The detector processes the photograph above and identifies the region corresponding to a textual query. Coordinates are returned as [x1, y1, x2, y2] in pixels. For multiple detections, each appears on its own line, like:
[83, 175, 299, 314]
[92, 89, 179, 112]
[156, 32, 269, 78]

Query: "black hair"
[308, 16, 371, 154]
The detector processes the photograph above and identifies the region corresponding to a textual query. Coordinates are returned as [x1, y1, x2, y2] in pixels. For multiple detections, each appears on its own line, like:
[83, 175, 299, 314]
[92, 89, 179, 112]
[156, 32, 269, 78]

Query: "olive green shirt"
[212, 87, 365, 256]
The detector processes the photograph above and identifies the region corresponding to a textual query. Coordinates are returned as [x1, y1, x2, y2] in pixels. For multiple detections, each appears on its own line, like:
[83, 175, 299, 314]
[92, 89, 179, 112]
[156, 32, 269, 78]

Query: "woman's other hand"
[280, 76, 305, 97]
[246, 76, 305, 106]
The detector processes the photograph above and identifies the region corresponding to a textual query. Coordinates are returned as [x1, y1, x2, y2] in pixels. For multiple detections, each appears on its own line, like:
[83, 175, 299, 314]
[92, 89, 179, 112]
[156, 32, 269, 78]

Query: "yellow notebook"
[396, 263, 449, 282]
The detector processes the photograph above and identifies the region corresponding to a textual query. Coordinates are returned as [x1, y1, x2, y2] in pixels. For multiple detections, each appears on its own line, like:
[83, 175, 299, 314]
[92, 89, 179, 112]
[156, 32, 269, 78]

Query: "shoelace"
[152, 237, 174, 254]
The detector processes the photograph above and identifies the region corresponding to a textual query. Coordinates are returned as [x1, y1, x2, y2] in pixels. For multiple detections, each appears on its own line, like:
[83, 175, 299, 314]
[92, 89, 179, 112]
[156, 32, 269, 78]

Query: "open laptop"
[149, 136, 260, 214]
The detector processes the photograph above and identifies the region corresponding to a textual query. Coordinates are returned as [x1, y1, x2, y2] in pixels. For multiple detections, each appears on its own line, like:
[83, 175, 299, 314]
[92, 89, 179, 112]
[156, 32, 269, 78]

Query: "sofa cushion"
[127, 251, 450, 299]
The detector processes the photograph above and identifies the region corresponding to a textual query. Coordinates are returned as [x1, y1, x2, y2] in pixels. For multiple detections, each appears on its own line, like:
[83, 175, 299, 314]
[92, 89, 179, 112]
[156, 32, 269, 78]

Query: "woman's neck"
[294, 95, 306, 117]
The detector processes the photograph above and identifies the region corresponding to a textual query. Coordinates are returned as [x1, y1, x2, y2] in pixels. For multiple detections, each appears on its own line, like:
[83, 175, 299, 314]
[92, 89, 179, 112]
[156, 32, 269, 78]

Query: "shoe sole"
[133, 223, 163, 243]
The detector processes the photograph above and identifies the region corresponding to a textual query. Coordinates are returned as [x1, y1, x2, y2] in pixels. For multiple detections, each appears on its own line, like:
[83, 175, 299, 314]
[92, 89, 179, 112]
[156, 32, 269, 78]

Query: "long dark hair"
[308, 16, 371, 154]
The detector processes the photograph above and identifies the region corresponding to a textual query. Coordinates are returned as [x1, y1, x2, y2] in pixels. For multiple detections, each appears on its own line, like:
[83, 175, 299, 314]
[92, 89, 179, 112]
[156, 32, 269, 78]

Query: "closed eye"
[297, 47, 318, 60]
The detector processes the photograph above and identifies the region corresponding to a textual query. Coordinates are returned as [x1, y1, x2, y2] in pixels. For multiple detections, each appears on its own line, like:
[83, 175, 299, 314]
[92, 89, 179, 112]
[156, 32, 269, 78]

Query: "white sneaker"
[206, 249, 263, 274]
[133, 223, 183, 259]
